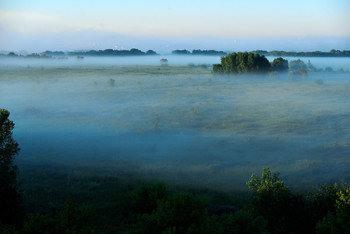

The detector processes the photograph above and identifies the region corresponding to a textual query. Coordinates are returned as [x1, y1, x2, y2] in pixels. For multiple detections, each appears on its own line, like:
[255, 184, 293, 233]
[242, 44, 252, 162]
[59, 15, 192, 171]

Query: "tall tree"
[0, 109, 21, 225]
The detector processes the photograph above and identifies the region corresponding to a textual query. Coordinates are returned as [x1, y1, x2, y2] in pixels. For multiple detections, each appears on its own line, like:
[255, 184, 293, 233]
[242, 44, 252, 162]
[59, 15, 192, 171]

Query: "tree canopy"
[0, 108, 21, 225]
[213, 52, 272, 74]
[289, 59, 307, 76]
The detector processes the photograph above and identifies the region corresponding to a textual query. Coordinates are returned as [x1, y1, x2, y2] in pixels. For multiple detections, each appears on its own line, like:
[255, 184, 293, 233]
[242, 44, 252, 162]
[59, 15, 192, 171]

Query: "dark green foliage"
[316, 185, 350, 234]
[308, 183, 343, 221]
[22, 214, 55, 234]
[137, 193, 208, 234]
[223, 209, 269, 234]
[0, 109, 21, 225]
[270, 57, 288, 72]
[247, 168, 311, 233]
[3, 155, 349, 234]
[289, 59, 307, 76]
[130, 183, 212, 233]
[213, 52, 271, 74]
[247, 168, 290, 228]
[22, 196, 96, 234]
[132, 183, 168, 214]
[212, 64, 223, 73]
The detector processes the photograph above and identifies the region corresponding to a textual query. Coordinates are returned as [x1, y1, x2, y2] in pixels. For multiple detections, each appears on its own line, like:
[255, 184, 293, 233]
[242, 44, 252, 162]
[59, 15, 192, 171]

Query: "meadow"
[1, 56, 350, 232]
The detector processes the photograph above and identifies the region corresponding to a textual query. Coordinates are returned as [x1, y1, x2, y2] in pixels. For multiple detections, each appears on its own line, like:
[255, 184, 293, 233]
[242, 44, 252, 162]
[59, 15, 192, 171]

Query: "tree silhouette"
[213, 52, 271, 74]
[0, 108, 21, 225]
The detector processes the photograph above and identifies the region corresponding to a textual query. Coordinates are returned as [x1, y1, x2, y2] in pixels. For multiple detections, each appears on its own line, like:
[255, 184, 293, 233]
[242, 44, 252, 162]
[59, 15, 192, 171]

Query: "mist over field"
[1, 55, 349, 191]
[2, 0, 350, 231]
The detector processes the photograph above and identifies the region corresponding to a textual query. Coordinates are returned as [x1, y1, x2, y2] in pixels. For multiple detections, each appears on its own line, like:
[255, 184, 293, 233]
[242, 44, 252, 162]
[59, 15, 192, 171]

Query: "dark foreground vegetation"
[1, 109, 350, 233]
[251, 49, 350, 57]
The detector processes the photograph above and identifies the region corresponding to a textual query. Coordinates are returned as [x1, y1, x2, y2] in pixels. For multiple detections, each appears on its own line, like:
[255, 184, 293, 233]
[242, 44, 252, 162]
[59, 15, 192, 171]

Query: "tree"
[316, 184, 350, 234]
[22, 196, 96, 233]
[0, 109, 21, 225]
[289, 59, 307, 76]
[271, 57, 288, 72]
[247, 168, 309, 233]
[224, 209, 269, 234]
[138, 193, 208, 233]
[213, 52, 271, 74]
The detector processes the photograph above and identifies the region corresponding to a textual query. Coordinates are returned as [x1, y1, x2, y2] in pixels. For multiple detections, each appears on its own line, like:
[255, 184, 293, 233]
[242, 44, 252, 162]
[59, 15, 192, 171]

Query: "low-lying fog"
[1, 56, 350, 191]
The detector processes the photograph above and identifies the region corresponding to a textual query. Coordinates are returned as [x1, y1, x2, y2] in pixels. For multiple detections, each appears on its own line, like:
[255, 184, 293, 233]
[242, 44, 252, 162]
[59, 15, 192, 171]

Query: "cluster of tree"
[251, 49, 350, 57]
[213, 52, 288, 74]
[172, 49, 227, 56]
[68, 48, 157, 56]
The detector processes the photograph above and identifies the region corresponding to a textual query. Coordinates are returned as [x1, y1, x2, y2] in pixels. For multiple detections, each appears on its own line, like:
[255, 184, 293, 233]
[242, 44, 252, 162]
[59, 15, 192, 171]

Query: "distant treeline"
[68, 48, 157, 56]
[2, 49, 350, 57]
[2, 52, 55, 59]
[0, 49, 158, 58]
[251, 49, 350, 57]
[172, 49, 227, 56]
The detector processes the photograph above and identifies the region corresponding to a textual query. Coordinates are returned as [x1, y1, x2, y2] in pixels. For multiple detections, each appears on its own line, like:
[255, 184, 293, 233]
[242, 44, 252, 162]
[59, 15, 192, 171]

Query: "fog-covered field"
[1, 56, 350, 191]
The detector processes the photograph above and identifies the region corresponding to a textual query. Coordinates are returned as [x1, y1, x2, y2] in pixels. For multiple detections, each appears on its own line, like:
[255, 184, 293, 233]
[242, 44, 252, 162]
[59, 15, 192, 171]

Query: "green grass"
[3, 64, 350, 208]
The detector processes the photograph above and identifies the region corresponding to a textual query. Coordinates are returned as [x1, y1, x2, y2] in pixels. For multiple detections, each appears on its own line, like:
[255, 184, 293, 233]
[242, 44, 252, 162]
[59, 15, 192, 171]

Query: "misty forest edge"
[2, 48, 350, 58]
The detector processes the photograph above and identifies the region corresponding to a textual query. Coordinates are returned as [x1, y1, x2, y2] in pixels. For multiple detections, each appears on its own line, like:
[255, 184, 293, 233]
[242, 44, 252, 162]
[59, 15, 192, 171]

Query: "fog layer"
[1, 56, 350, 191]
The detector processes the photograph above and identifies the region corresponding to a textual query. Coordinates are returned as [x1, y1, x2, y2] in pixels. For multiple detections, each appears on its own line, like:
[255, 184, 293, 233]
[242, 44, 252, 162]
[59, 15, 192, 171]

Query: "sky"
[0, 0, 349, 53]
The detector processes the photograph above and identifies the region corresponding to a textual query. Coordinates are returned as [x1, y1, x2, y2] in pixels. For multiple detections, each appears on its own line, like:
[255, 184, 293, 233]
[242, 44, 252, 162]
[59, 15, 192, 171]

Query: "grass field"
[1, 63, 350, 220]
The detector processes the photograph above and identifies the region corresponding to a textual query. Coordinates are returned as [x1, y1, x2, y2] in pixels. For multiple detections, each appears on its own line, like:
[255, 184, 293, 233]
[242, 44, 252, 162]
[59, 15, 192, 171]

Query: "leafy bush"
[316, 185, 350, 234]
[0, 109, 21, 225]
[223, 209, 269, 234]
[22, 196, 96, 234]
[131, 183, 168, 215]
[137, 193, 208, 234]
[247, 168, 310, 233]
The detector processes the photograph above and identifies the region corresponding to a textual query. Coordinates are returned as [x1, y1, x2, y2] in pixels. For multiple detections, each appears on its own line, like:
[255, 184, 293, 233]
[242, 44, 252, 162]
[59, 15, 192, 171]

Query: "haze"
[1, 0, 350, 52]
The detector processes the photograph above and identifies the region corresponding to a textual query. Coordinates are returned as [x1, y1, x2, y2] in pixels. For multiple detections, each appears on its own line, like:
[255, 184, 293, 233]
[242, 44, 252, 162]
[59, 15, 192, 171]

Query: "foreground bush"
[0, 109, 21, 226]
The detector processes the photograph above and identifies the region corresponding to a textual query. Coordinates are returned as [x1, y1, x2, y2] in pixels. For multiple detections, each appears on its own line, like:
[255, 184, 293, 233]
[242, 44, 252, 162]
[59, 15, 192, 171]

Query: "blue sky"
[0, 0, 349, 52]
